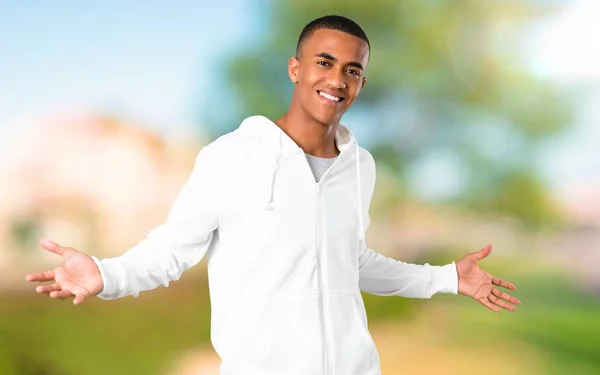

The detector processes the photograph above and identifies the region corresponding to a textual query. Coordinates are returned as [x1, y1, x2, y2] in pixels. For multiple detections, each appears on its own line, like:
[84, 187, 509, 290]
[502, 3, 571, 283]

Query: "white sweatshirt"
[91, 115, 458, 375]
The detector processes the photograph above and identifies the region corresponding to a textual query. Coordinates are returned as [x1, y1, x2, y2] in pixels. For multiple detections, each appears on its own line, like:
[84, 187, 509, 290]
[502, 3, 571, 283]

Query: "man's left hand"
[455, 244, 521, 312]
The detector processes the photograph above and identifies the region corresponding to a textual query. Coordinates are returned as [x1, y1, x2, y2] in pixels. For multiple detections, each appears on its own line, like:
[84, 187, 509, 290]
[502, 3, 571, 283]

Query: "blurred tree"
[206, 0, 571, 229]
[10, 215, 41, 252]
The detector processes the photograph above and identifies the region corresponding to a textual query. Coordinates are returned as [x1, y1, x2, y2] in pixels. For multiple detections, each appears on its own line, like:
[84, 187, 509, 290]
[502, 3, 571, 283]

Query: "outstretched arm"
[356, 148, 519, 310]
[26, 142, 223, 303]
[90, 142, 223, 300]
[359, 241, 521, 312]
[358, 237, 458, 299]
[356, 149, 457, 299]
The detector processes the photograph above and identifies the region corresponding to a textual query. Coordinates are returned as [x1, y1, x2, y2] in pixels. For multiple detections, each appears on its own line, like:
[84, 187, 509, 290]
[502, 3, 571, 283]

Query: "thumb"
[470, 244, 492, 262]
[39, 238, 74, 258]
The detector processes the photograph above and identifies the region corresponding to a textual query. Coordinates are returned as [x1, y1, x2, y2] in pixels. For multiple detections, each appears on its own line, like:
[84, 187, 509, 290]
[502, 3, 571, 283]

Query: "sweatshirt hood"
[236, 115, 366, 240]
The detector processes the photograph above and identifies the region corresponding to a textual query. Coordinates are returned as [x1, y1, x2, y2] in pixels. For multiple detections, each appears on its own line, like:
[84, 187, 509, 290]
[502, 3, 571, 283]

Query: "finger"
[488, 293, 516, 312]
[478, 297, 501, 313]
[50, 290, 74, 300]
[39, 238, 68, 257]
[59, 280, 91, 303]
[73, 294, 86, 305]
[36, 283, 61, 294]
[25, 270, 55, 282]
[491, 288, 521, 306]
[492, 277, 516, 291]
[470, 244, 492, 262]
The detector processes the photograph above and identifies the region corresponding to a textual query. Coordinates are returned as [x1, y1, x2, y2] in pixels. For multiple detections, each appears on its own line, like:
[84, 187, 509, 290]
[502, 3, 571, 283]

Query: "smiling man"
[26, 15, 520, 375]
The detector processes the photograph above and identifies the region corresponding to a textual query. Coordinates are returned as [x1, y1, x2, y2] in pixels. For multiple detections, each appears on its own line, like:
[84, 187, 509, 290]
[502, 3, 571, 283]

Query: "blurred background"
[1, 1, 599, 374]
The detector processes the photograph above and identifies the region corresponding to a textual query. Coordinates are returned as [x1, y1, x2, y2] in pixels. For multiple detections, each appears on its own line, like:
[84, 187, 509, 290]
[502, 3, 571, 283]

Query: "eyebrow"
[315, 52, 364, 70]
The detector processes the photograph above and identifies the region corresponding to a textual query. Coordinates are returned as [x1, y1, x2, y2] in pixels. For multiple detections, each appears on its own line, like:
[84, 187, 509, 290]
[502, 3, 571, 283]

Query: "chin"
[312, 111, 342, 126]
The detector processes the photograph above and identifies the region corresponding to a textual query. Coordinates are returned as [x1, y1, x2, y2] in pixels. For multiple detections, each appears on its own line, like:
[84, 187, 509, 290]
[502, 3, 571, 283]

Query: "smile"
[317, 90, 345, 103]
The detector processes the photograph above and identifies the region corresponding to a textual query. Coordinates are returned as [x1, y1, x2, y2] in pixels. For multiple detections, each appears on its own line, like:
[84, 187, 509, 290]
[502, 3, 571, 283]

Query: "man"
[26, 15, 520, 375]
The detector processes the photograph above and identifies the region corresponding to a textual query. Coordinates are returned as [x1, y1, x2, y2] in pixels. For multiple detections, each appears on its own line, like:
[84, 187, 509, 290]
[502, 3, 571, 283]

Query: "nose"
[327, 68, 346, 90]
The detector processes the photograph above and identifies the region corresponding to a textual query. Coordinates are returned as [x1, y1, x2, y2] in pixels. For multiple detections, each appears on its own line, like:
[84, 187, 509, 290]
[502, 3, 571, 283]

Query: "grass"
[0, 272, 212, 375]
[447, 271, 600, 375]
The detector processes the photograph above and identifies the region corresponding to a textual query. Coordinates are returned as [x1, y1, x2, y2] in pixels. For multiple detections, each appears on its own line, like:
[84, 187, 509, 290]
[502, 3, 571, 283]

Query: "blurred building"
[547, 184, 600, 291]
[562, 184, 600, 226]
[0, 112, 203, 275]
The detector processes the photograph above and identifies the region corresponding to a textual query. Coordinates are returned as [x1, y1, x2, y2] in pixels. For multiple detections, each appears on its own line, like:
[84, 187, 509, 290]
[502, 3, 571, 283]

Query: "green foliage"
[9, 216, 42, 252]
[462, 167, 562, 229]
[210, 0, 572, 229]
[0, 276, 212, 375]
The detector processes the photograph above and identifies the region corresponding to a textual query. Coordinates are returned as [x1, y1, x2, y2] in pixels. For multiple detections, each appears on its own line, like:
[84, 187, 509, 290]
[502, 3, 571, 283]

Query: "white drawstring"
[266, 132, 283, 210]
[355, 142, 365, 240]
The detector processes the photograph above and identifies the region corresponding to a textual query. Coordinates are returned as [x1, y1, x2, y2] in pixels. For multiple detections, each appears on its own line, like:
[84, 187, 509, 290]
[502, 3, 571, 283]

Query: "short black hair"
[296, 15, 370, 57]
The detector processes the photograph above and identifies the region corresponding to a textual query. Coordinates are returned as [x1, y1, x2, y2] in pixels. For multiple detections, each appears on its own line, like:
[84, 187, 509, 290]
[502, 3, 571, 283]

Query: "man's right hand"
[25, 239, 104, 305]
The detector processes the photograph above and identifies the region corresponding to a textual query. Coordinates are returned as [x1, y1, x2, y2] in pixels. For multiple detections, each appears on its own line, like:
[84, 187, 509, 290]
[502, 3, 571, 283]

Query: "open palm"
[456, 244, 521, 312]
[25, 239, 104, 305]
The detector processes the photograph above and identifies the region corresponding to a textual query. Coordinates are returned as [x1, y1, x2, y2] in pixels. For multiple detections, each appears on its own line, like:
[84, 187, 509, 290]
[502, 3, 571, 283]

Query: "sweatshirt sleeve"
[358, 243, 458, 298]
[90, 142, 223, 300]
[357, 149, 458, 298]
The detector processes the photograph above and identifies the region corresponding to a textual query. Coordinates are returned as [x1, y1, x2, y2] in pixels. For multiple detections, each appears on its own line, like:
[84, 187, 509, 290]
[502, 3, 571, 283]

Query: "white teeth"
[319, 91, 340, 102]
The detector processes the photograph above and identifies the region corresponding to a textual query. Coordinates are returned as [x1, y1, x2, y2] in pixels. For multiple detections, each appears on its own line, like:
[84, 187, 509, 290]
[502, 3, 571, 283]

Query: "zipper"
[305, 145, 352, 375]
[314, 184, 328, 374]
[311, 153, 346, 375]
[315, 183, 335, 375]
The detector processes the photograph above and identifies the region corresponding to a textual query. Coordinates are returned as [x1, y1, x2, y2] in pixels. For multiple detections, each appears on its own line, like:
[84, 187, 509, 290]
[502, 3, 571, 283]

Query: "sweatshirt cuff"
[429, 262, 459, 295]
[90, 256, 126, 300]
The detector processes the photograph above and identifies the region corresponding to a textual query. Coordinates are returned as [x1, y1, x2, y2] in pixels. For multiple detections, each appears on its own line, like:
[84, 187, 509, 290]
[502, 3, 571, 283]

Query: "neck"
[275, 99, 340, 158]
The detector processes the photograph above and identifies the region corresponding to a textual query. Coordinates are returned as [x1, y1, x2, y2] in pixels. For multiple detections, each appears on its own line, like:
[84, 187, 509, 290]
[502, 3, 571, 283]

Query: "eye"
[317, 60, 331, 67]
[347, 69, 360, 76]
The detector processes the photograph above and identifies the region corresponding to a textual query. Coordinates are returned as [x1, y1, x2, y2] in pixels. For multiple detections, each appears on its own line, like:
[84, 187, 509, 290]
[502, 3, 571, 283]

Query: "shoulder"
[357, 146, 376, 169]
[195, 127, 253, 164]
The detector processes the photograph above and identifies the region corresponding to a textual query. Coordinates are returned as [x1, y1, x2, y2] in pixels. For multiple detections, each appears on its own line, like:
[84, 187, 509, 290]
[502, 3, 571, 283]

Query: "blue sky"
[0, 1, 598, 198]
[0, 1, 265, 134]
[526, 0, 600, 196]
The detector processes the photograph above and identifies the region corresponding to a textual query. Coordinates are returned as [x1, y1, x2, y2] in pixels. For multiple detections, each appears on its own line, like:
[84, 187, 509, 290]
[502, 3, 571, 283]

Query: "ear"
[355, 76, 367, 98]
[288, 56, 300, 84]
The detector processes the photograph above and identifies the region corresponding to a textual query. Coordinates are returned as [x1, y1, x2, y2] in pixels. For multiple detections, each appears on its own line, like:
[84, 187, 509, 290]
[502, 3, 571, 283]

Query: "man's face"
[289, 29, 369, 125]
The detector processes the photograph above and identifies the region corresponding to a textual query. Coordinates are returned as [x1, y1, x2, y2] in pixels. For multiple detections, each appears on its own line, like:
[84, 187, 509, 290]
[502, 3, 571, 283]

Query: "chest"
[218, 154, 360, 256]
